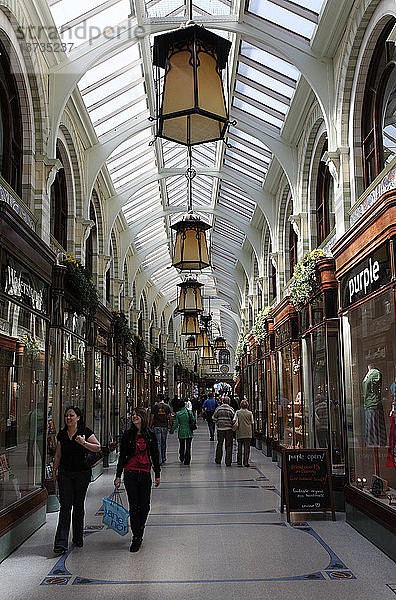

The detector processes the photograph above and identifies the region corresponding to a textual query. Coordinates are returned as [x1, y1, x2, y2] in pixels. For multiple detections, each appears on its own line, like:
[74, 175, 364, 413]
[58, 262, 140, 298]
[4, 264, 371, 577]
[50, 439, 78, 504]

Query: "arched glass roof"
[46, 0, 328, 349]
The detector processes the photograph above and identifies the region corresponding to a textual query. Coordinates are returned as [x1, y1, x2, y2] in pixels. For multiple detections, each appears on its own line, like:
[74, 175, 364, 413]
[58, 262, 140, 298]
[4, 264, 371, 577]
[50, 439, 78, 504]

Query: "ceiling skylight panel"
[218, 194, 254, 220]
[108, 141, 152, 172]
[195, 0, 231, 15]
[146, 0, 184, 18]
[232, 98, 283, 130]
[220, 187, 256, 215]
[241, 41, 299, 82]
[228, 126, 269, 151]
[83, 71, 143, 108]
[95, 98, 148, 136]
[79, 47, 140, 90]
[228, 135, 271, 162]
[224, 158, 263, 183]
[247, 0, 317, 39]
[113, 156, 156, 186]
[237, 62, 295, 99]
[235, 81, 288, 116]
[57, 0, 131, 50]
[89, 83, 145, 122]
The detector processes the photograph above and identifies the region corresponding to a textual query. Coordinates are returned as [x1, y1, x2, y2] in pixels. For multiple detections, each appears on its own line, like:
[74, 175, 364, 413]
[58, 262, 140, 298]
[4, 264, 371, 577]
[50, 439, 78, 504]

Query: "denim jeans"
[124, 469, 152, 539]
[153, 426, 168, 463]
[54, 468, 91, 549]
[205, 411, 215, 439]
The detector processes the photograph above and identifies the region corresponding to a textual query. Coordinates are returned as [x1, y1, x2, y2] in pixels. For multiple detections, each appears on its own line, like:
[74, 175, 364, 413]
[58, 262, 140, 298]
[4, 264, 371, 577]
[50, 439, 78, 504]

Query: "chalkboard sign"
[281, 448, 335, 522]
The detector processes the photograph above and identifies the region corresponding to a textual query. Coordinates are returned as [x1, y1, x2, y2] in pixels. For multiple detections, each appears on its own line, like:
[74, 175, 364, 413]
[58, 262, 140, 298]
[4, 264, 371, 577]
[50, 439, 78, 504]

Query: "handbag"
[83, 448, 102, 469]
[232, 418, 239, 432]
[188, 410, 197, 431]
[102, 488, 129, 536]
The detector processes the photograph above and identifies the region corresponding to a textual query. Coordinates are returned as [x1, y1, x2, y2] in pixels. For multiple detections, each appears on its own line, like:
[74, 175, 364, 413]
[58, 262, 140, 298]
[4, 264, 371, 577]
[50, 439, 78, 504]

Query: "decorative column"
[167, 340, 175, 398]
[322, 146, 350, 239]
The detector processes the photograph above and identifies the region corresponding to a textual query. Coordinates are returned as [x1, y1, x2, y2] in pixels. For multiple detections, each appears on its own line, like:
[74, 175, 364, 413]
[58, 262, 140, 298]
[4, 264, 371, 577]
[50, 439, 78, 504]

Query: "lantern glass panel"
[178, 284, 203, 312]
[173, 225, 209, 270]
[181, 314, 200, 335]
[195, 330, 209, 347]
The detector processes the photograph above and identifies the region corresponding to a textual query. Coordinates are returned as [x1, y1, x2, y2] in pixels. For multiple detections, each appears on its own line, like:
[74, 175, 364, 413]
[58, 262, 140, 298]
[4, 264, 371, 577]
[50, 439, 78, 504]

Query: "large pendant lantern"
[177, 279, 203, 312]
[181, 313, 200, 335]
[214, 336, 226, 350]
[195, 329, 209, 348]
[201, 345, 214, 359]
[186, 335, 197, 350]
[172, 213, 211, 271]
[153, 25, 232, 146]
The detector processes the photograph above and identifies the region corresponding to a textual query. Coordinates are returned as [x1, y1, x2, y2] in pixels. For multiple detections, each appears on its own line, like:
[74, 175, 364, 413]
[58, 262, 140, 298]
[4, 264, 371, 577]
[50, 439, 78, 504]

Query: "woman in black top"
[53, 406, 101, 554]
[114, 408, 160, 552]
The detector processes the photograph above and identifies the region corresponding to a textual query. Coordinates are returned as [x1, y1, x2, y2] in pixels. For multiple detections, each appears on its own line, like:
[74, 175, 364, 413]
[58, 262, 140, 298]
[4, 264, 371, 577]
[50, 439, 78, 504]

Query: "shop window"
[362, 19, 396, 188]
[50, 146, 68, 250]
[0, 40, 22, 196]
[289, 223, 298, 279]
[316, 140, 331, 245]
[342, 289, 395, 499]
[0, 302, 47, 511]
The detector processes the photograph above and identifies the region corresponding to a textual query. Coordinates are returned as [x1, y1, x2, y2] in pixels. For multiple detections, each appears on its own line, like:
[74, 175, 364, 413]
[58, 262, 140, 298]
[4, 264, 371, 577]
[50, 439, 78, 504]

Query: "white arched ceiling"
[43, 0, 341, 349]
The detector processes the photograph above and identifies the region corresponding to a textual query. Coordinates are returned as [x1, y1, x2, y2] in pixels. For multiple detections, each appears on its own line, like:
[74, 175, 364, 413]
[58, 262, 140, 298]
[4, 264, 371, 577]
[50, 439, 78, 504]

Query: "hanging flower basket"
[252, 306, 272, 342]
[64, 253, 99, 315]
[113, 310, 133, 345]
[134, 334, 146, 362]
[289, 249, 327, 310]
[152, 348, 164, 368]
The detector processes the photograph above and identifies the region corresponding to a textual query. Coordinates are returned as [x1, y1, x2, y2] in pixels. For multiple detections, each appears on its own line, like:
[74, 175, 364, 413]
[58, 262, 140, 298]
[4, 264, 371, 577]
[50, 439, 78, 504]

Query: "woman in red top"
[114, 408, 160, 552]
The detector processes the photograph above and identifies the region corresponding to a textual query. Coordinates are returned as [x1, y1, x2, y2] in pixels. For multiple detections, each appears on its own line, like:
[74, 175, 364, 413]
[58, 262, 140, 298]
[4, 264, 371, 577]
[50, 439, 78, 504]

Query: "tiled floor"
[1, 420, 395, 600]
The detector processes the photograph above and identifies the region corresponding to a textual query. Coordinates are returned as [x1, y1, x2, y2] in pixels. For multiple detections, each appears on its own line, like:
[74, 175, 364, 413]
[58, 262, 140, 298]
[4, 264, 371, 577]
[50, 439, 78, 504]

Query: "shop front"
[0, 202, 55, 561]
[298, 259, 346, 509]
[333, 189, 396, 560]
[272, 299, 302, 461]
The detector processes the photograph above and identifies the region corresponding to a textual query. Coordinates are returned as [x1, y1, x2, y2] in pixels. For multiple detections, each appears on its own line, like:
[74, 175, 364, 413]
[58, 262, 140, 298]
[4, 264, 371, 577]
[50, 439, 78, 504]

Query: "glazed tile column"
[323, 147, 350, 239]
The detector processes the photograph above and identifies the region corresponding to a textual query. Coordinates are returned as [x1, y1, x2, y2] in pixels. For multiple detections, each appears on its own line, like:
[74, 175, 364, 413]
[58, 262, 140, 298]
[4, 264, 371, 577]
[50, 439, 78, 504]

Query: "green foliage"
[134, 334, 146, 361]
[19, 334, 41, 358]
[289, 248, 326, 310]
[113, 310, 133, 345]
[64, 253, 98, 315]
[152, 348, 164, 367]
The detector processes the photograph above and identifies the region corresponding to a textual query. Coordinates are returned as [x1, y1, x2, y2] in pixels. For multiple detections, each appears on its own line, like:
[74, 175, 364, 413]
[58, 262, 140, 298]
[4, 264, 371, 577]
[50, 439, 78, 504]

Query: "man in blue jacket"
[202, 393, 219, 441]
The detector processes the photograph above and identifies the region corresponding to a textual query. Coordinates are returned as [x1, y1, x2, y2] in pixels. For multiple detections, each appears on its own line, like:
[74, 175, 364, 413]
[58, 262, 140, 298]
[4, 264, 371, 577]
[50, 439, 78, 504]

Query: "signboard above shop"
[339, 241, 392, 310]
[1, 252, 48, 315]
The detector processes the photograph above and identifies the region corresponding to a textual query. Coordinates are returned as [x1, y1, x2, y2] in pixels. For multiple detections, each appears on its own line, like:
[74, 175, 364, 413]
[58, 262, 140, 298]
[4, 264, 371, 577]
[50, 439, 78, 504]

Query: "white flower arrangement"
[252, 306, 272, 342]
[289, 248, 327, 310]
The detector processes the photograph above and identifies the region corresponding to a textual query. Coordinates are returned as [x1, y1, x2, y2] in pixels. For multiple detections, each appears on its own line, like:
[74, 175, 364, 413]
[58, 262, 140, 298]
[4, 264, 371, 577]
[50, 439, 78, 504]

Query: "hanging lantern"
[172, 213, 211, 271]
[201, 345, 214, 359]
[177, 279, 203, 312]
[186, 335, 197, 350]
[195, 330, 209, 348]
[181, 313, 200, 335]
[214, 336, 226, 349]
[153, 25, 232, 146]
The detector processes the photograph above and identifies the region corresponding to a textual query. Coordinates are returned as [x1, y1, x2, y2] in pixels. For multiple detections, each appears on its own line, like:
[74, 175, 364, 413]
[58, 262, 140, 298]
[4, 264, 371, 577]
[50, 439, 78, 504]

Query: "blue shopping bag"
[102, 488, 129, 536]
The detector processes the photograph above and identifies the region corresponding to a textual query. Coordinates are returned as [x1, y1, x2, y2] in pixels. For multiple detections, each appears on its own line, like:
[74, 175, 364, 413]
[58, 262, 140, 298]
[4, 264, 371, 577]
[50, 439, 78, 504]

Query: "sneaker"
[53, 546, 67, 555]
[130, 537, 142, 552]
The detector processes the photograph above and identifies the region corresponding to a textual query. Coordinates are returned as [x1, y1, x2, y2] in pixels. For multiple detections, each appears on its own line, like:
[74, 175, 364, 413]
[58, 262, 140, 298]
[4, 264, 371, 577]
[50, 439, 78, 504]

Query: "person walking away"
[233, 399, 254, 467]
[53, 406, 101, 554]
[213, 399, 235, 466]
[114, 408, 160, 552]
[202, 392, 219, 440]
[170, 400, 196, 465]
[149, 393, 173, 464]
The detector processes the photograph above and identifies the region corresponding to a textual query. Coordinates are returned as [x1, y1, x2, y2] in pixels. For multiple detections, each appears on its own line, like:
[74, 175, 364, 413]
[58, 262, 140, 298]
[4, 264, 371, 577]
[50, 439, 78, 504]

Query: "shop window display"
[0, 300, 46, 511]
[342, 289, 396, 502]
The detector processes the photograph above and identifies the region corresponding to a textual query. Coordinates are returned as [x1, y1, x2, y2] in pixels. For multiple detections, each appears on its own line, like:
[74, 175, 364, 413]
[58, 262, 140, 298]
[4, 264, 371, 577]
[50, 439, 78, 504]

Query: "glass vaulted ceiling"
[46, 0, 327, 349]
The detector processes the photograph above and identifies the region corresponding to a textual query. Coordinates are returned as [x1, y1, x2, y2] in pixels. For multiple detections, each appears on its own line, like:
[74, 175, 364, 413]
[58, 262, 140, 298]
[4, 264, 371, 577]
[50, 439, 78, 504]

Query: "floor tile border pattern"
[41, 522, 356, 585]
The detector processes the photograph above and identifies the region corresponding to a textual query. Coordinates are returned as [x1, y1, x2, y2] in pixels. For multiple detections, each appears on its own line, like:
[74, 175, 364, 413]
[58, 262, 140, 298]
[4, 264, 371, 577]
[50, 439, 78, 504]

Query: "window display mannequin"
[386, 377, 396, 469]
[362, 363, 386, 475]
